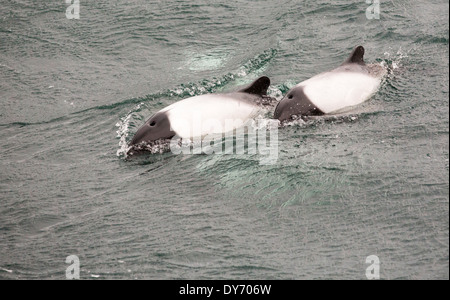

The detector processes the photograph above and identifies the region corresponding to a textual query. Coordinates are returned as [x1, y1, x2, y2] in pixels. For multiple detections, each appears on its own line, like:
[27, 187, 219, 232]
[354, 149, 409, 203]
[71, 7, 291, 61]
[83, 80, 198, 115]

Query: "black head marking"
[129, 112, 175, 146]
[274, 86, 324, 122]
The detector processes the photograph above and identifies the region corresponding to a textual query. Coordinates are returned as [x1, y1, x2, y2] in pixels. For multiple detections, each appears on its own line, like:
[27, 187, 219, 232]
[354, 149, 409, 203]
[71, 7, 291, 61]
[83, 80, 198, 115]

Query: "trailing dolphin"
[128, 76, 275, 154]
[274, 46, 386, 122]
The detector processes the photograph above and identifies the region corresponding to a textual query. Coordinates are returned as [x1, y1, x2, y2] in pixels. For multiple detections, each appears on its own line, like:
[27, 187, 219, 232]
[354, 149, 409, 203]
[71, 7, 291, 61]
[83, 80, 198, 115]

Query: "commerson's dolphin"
[274, 46, 386, 122]
[128, 76, 274, 151]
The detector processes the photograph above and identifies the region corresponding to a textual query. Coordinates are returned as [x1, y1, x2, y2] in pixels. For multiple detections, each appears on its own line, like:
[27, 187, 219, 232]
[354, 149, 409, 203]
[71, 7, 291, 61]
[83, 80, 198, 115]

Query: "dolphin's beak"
[274, 97, 294, 122]
[129, 123, 151, 146]
[128, 112, 176, 147]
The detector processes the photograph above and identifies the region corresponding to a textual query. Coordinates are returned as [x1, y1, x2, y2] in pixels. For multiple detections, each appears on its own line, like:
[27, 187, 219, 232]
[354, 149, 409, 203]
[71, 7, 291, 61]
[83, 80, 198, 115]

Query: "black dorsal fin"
[238, 76, 270, 96]
[342, 46, 365, 66]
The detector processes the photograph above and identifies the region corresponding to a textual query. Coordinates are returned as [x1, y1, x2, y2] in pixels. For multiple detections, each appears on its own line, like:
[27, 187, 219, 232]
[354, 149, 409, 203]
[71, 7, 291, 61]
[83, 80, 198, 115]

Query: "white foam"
[116, 104, 145, 158]
[0, 267, 13, 273]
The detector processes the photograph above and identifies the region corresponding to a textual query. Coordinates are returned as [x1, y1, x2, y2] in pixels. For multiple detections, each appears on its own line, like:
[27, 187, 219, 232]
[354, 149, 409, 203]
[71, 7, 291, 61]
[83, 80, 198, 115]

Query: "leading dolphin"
[128, 76, 274, 152]
[274, 46, 386, 122]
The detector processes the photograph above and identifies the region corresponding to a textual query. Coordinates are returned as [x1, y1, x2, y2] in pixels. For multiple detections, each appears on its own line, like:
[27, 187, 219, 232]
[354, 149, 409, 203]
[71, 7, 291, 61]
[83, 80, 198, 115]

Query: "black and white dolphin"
[128, 76, 274, 150]
[274, 46, 386, 122]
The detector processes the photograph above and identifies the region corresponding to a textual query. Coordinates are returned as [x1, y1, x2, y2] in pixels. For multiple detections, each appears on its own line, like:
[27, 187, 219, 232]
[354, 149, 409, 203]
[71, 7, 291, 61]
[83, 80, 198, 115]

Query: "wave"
[115, 46, 411, 158]
[115, 48, 280, 158]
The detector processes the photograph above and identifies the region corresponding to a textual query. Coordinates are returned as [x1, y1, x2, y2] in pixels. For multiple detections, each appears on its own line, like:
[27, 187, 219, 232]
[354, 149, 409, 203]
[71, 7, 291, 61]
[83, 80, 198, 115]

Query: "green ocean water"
[0, 0, 448, 279]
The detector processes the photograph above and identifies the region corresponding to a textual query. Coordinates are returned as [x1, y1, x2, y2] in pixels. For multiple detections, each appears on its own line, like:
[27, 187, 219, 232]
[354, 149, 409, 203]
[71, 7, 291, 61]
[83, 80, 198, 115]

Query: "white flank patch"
[162, 94, 260, 139]
[300, 70, 382, 114]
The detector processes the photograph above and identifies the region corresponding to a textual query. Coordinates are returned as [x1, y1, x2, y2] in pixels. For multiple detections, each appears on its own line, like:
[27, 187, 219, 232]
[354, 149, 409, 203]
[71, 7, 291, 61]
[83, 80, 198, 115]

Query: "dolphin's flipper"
[238, 76, 270, 96]
[341, 46, 365, 66]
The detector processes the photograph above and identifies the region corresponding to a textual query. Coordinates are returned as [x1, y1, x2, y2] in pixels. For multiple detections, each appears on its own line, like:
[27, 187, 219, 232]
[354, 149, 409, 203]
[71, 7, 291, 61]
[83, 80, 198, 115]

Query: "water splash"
[116, 103, 146, 158]
[279, 113, 363, 128]
[127, 138, 175, 156]
[381, 47, 411, 75]
[278, 115, 308, 128]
